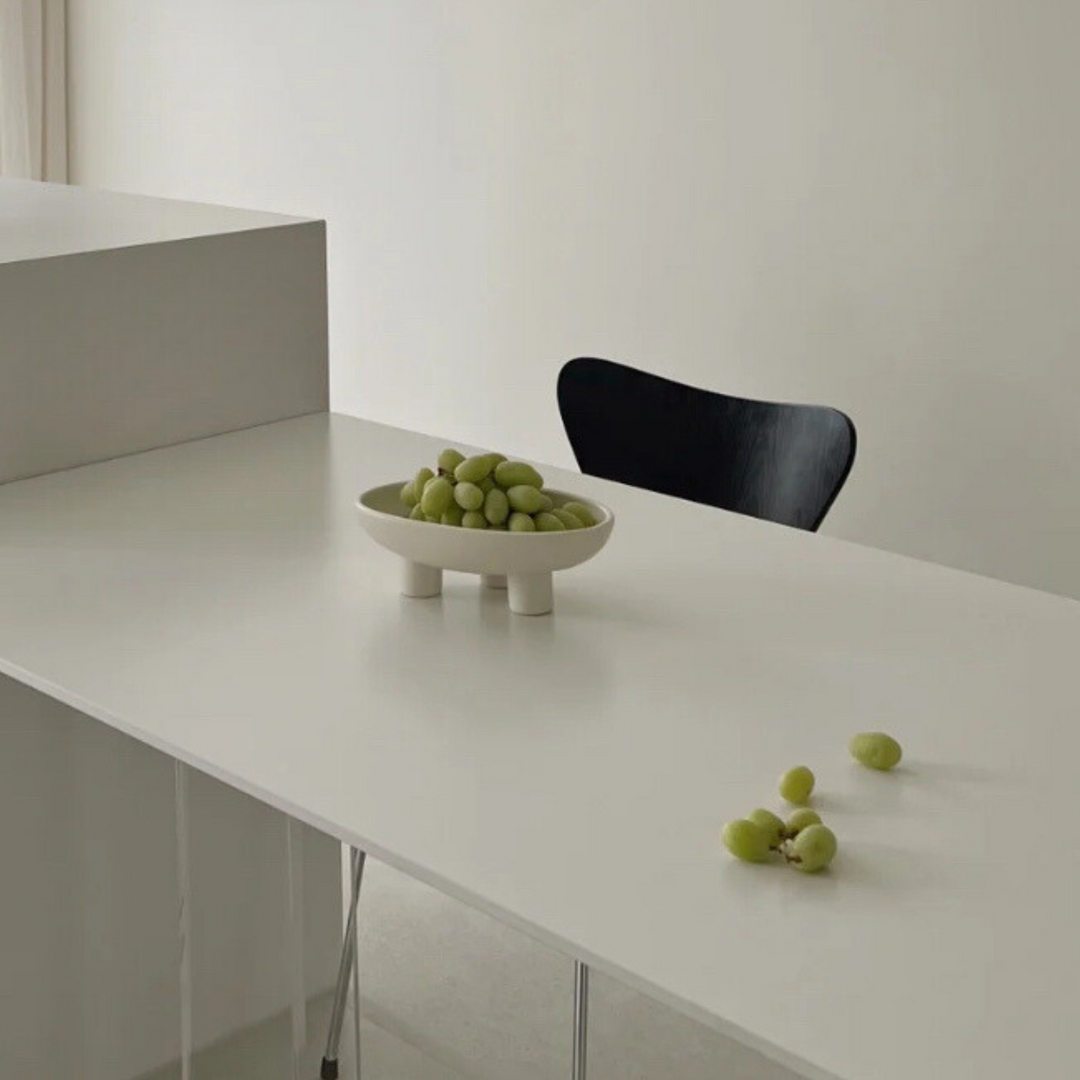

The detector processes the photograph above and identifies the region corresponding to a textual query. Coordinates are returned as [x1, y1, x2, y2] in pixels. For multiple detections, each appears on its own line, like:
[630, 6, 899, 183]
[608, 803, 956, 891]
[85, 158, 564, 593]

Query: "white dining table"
[0, 411, 1077, 1080]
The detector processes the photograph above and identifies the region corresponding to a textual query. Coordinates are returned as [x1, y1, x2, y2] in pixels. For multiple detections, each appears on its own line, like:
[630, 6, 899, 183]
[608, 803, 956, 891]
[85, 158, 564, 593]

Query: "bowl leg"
[481, 573, 508, 590]
[401, 559, 442, 598]
[507, 572, 553, 615]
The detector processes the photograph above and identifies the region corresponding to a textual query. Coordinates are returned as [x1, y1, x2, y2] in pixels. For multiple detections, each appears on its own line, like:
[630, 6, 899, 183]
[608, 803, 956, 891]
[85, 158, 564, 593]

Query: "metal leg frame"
[573, 960, 589, 1080]
[320, 847, 366, 1080]
[323, 851, 590, 1080]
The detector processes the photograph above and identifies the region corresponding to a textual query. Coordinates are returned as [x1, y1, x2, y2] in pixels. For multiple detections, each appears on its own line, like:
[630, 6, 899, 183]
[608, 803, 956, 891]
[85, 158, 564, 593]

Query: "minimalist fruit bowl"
[356, 483, 614, 615]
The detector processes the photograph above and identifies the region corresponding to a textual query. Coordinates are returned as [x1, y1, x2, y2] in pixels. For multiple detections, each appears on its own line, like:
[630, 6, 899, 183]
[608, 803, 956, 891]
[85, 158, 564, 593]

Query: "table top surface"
[1, 413, 1077, 1080]
[0, 178, 309, 265]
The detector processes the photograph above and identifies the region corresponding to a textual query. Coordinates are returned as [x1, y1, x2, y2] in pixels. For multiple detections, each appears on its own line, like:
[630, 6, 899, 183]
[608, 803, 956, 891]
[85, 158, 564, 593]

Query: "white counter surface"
[0, 177, 307, 264]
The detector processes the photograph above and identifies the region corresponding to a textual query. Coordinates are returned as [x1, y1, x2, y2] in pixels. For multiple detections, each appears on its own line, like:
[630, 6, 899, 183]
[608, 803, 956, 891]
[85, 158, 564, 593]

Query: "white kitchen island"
[0, 178, 339, 1080]
[1, 411, 1076, 1080]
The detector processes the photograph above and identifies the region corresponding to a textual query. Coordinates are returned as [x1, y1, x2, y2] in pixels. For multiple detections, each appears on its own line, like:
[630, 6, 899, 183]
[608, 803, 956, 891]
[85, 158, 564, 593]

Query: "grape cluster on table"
[721, 733, 903, 874]
[400, 449, 596, 532]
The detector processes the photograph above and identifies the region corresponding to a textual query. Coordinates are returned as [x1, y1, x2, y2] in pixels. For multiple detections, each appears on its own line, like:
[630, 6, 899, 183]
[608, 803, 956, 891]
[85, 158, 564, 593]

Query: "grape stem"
[779, 840, 801, 865]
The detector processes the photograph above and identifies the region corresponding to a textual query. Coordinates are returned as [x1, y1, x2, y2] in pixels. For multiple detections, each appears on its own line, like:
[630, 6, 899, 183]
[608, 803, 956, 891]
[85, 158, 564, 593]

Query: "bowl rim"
[356, 481, 614, 533]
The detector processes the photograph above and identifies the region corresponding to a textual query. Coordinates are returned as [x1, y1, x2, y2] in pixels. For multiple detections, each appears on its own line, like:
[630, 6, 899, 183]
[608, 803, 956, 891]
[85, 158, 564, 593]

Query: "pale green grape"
[508, 512, 535, 532]
[400, 481, 418, 508]
[784, 808, 822, 838]
[420, 476, 454, 518]
[507, 485, 547, 514]
[489, 522, 508, 530]
[788, 824, 837, 873]
[454, 455, 496, 484]
[484, 487, 510, 525]
[495, 461, 544, 490]
[483, 452, 507, 468]
[441, 504, 464, 527]
[550, 508, 583, 530]
[746, 808, 785, 849]
[534, 512, 566, 532]
[414, 466, 434, 494]
[721, 819, 771, 863]
[561, 501, 595, 527]
[478, 475, 495, 494]
[779, 766, 815, 806]
[743, 812, 786, 851]
[454, 482, 485, 511]
[849, 732, 902, 771]
[408, 504, 426, 521]
[537, 493, 553, 512]
[461, 510, 488, 529]
[438, 448, 466, 474]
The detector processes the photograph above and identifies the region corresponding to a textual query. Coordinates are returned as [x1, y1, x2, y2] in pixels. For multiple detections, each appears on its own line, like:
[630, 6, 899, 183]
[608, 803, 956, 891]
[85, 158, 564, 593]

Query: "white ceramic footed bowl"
[356, 483, 614, 615]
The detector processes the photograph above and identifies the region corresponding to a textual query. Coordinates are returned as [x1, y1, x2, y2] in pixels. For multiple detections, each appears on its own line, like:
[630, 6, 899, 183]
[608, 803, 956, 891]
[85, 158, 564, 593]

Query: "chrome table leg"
[573, 960, 589, 1080]
[320, 847, 365, 1080]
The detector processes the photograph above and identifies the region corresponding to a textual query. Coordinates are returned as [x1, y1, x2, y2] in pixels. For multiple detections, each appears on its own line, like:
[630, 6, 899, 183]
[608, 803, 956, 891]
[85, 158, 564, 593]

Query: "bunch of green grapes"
[398, 448, 597, 532]
[720, 763, 837, 872]
[718, 734, 904, 875]
[721, 795, 837, 874]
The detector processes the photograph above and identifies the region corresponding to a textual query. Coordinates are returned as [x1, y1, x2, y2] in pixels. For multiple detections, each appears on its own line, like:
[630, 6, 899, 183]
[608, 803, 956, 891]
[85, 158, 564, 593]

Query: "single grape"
[779, 766, 815, 805]
[483, 452, 507, 468]
[441, 504, 464, 527]
[462, 510, 488, 529]
[408, 504, 426, 521]
[746, 808, 785, 849]
[400, 481, 418, 508]
[721, 819, 772, 863]
[454, 481, 485, 511]
[784, 808, 822, 838]
[424, 514, 440, 523]
[561, 501, 595, 527]
[484, 487, 510, 525]
[478, 475, 495, 494]
[437, 448, 466, 474]
[506, 485, 547, 514]
[549, 507, 584, 529]
[849, 732, 902, 771]
[534, 511, 566, 532]
[787, 824, 837, 873]
[508, 512, 536, 532]
[419, 476, 454, 518]
[495, 461, 544, 490]
[454, 455, 496, 484]
[414, 467, 434, 498]
[537, 493, 554, 512]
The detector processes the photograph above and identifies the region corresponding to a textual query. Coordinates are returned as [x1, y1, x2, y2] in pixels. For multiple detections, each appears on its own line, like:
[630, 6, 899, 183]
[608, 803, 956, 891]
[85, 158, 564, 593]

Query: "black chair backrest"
[557, 357, 856, 531]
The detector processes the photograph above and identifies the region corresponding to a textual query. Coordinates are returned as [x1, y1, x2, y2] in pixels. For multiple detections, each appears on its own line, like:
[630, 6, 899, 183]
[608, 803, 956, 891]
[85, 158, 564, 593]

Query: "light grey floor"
[357, 862, 796, 1080]
[135, 993, 472, 1080]
[143, 860, 797, 1080]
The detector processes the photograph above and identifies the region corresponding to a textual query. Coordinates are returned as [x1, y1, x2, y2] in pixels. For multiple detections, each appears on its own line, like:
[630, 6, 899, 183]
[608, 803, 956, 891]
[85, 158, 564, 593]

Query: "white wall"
[67, 0, 1080, 599]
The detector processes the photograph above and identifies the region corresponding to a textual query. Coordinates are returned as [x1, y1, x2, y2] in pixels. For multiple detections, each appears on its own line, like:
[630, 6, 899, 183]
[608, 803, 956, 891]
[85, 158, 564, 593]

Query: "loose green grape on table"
[721, 819, 772, 863]
[849, 732, 903, 770]
[779, 766, 815, 806]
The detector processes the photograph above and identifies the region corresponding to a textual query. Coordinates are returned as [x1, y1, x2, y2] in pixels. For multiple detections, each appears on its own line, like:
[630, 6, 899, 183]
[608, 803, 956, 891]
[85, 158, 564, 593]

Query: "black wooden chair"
[557, 357, 856, 531]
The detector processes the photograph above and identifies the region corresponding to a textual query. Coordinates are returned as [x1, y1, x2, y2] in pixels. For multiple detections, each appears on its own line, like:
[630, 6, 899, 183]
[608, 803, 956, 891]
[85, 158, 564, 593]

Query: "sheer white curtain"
[0, 0, 66, 180]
